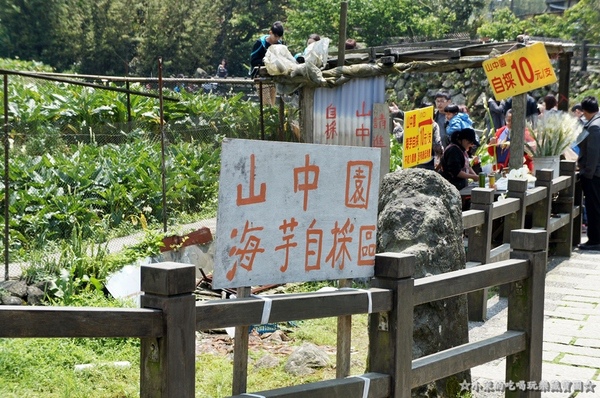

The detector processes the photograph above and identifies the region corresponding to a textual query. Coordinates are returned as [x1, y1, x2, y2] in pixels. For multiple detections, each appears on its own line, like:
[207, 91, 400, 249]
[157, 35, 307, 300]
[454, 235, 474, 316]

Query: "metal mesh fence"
[1, 72, 279, 280]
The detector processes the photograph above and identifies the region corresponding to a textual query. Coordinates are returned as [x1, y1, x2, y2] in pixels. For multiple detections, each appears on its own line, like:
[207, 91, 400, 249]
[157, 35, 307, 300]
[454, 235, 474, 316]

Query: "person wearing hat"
[440, 127, 479, 192]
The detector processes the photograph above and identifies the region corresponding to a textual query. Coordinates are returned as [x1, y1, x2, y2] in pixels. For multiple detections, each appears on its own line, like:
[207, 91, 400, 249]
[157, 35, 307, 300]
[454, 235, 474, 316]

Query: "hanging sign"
[402, 106, 434, 168]
[483, 42, 557, 101]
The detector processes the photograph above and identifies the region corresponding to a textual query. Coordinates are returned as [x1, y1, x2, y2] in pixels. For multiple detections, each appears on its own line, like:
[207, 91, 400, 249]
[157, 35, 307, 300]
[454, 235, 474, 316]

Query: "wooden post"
[573, 172, 583, 247]
[336, 278, 352, 378]
[580, 40, 588, 72]
[337, 2, 348, 67]
[509, 94, 527, 171]
[553, 161, 576, 256]
[466, 188, 494, 321]
[503, 178, 529, 243]
[506, 230, 547, 398]
[140, 262, 196, 398]
[232, 286, 251, 395]
[499, 178, 529, 298]
[300, 87, 315, 143]
[367, 252, 415, 398]
[531, 169, 553, 250]
[557, 52, 572, 113]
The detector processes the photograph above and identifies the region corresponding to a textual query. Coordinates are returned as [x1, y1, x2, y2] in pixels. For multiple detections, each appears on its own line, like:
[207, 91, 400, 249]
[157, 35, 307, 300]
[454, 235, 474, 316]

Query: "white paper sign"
[213, 139, 381, 288]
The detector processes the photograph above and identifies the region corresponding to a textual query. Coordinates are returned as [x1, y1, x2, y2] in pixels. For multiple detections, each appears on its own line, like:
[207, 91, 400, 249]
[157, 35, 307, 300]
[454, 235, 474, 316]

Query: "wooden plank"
[546, 213, 570, 234]
[489, 243, 511, 263]
[523, 187, 547, 207]
[0, 306, 163, 338]
[462, 209, 485, 229]
[491, 198, 520, 220]
[411, 331, 526, 388]
[550, 176, 571, 195]
[196, 288, 392, 331]
[229, 372, 391, 398]
[412, 259, 529, 306]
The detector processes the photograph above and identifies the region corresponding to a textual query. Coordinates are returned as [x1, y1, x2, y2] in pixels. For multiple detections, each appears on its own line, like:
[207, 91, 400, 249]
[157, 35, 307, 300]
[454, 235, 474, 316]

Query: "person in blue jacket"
[249, 21, 284, 78]
[444, 104, 474, 141]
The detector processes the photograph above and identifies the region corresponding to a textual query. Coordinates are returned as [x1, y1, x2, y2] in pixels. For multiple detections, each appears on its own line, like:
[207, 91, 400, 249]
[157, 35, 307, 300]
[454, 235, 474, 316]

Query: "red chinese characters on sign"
[325, 104, 337, 139]
[345, 161, 373, 209]
[294, 154, 320, 211]
[482, 42, 557, 101]
[372, 134, 385, 148]
[372, 113, 387, 130]
[236, 154, 266, 206]
[358, 225, 376, 266]
[216, 140, 380, 288]
[325, 218, 354, 270]
[275, 217, 299, 272]
[227, 220, 266, 281]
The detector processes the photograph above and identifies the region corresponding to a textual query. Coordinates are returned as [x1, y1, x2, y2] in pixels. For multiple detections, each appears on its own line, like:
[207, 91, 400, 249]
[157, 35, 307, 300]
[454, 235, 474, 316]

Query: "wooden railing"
[465, 160, 580, 320]
[573, 40, 600, 71]
[0, 161, 581, 398]
[0, 234, 548, 398]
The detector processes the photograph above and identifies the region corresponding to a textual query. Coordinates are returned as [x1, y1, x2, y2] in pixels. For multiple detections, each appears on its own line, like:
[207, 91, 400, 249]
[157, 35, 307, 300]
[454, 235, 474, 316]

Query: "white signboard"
[213, 139, 381, 288]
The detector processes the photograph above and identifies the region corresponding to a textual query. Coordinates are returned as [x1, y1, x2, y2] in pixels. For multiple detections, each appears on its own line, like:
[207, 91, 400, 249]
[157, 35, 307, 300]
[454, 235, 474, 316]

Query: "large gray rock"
[377, 168, 470, 397]
[26, 285, 45, 305]
[0, 280, 28, 298]
[284, 343, 330, 376]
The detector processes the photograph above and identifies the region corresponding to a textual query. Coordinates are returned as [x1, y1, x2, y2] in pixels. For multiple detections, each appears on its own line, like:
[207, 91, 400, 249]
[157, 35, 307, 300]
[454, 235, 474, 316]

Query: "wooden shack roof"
[264, 37, 576, 89]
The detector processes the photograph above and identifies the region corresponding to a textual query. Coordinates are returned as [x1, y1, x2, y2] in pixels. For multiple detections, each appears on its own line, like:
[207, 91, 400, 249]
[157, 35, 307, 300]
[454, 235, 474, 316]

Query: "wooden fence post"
[574, 174, 583, 247]
[506, 230, 547, 398]
[466, 188, 494, 321]
[531, 169, 553, 247]
[553, 161, 577, 256]
[367, 252, 415, 398]
[503, 178, 529, 244]
[140, 262, 196, 398]
[581, 40, 588, 72]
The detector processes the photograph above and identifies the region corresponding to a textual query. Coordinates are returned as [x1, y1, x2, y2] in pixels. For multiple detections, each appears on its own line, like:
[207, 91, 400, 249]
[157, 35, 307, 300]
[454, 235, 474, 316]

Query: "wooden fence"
[0, 161, 582, 398]
[573, 40, 600, 71]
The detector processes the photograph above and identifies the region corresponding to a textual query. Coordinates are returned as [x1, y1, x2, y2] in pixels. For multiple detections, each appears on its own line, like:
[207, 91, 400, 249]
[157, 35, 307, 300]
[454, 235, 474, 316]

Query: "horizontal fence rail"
[0, 307, 163, 338]
[0, 161, 579, 397]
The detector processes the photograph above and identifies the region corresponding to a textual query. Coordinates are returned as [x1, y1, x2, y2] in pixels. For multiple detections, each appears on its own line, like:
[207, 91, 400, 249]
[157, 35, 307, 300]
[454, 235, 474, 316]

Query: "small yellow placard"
[402, 106, 433, 168]
[483, 42, 557, 101]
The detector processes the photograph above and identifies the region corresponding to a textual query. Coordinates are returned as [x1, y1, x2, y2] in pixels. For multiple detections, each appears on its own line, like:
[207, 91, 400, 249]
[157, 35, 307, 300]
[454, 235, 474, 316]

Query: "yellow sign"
[483, 42, 557, 101]
[402, 106, 433, 168]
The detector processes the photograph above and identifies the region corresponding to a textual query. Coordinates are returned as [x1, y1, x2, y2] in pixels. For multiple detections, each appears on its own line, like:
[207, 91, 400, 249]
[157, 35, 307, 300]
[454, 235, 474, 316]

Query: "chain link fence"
[1, 71, 284, 280]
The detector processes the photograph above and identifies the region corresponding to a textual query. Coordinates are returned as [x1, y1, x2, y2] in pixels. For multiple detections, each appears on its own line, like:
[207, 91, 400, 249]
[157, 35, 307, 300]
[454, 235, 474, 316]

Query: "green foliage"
[390, 136, 403, 171]
[0, 292, 140, 397]
[477, 8, 524, 41]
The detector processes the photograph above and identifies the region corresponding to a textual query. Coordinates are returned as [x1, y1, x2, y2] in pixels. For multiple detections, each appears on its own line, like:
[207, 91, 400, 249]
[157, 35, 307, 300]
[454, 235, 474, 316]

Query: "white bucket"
[533, 156, 560, 179]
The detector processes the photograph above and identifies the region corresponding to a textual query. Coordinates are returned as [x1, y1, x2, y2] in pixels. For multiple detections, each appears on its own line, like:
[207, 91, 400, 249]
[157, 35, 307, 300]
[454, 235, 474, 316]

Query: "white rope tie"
[348, 375, 371, 398]
[339, 288, 373, 313]
[252, 295, 273, 324]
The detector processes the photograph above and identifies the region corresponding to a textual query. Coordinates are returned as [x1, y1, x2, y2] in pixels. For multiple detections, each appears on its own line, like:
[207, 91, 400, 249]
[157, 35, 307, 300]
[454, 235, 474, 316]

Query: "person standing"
[434, 91, 451, 147]
[216, 59, 228, 78]
[250, 21, 284, 78]
[577, 96, 600, 250]
[249, 21, 284, 106]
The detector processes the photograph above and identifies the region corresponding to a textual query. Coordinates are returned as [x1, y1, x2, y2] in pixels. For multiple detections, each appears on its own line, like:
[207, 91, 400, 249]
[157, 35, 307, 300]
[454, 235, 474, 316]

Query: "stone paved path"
[469, 249, 600, 398]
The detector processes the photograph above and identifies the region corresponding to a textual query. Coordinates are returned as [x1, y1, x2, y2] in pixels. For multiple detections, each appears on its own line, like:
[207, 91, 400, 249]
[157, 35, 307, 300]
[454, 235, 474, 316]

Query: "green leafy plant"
[390, 136, 403, 171]
[526, 112, 583, 157]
